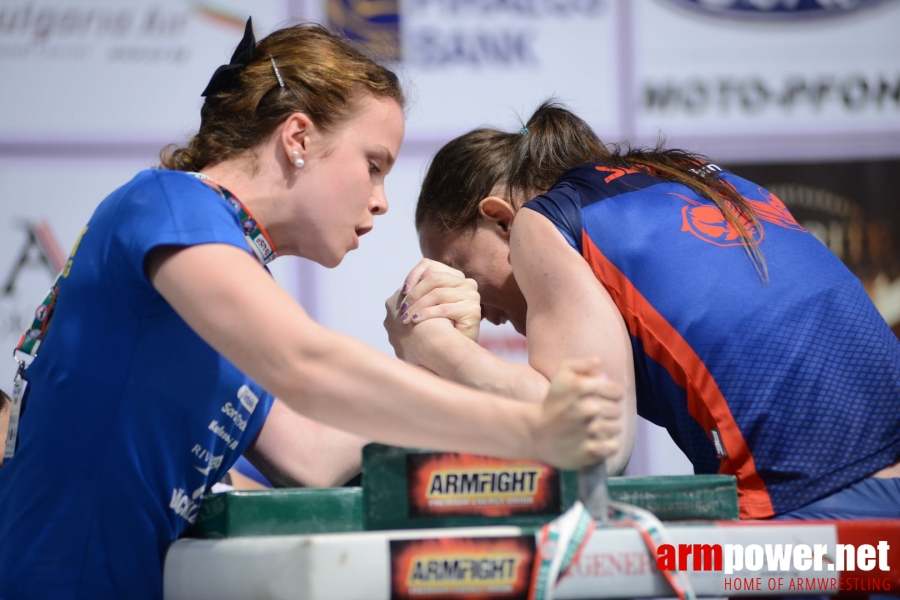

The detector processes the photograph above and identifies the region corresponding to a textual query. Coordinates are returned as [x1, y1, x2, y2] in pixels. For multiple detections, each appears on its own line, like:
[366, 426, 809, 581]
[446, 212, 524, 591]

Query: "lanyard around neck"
[189, 172, 277, 267]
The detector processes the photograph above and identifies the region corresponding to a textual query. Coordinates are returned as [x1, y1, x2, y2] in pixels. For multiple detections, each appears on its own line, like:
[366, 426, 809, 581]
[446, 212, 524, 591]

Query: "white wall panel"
[0, 0, 287, 144]
[631, 0, 900, 158]
[399, 0, 622, 140]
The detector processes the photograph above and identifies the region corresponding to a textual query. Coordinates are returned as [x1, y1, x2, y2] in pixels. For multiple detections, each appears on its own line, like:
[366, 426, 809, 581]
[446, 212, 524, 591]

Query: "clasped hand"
[384, 259, 482, 364]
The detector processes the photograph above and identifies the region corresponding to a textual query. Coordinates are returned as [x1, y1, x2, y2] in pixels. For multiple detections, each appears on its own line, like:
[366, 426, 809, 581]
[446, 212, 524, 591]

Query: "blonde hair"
[160, 23, 404, 172]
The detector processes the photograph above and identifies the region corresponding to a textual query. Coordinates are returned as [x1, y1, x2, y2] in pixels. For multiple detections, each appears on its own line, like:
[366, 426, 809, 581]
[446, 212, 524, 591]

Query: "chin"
[311, 249, 345, 269]
[323, 255, 344, 269]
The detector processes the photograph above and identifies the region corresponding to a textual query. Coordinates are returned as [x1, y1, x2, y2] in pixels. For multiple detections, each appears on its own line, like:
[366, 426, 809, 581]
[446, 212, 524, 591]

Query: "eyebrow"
[376, 145, 396, 169]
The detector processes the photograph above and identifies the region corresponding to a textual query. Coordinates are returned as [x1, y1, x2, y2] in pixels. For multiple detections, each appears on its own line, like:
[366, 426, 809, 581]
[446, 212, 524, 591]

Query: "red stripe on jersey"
[582, 232, 774, 519]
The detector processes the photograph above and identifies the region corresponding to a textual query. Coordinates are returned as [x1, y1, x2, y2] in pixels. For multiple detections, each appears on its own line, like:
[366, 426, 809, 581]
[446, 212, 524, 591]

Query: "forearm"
[245, 398, 367, 488]
[273, 324, 538, 460]
[151, 245, 621, 470]
[412, 329, 550, 402]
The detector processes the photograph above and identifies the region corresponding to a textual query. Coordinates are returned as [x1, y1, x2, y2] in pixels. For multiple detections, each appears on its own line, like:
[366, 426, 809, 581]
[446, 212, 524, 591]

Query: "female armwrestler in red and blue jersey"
[385, 101, 900, 519]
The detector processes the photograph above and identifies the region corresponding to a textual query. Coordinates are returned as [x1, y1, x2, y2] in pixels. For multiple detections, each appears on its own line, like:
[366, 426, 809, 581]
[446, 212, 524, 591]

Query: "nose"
[371, 185, 389, 216]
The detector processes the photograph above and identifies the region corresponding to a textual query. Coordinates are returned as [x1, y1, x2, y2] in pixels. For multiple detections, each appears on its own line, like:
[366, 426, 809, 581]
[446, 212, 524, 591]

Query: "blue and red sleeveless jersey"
[523, 162, 900, 518]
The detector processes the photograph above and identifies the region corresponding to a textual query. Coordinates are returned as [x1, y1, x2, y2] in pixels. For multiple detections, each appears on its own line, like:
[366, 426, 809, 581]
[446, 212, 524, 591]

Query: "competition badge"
[5, 241, 72, 461]
[190, 172, 277, 266]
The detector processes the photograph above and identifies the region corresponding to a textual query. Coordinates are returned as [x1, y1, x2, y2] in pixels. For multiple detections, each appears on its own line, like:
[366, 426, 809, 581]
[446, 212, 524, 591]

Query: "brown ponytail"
[418, 100, 767, 281]
[160, 23, 404, 172]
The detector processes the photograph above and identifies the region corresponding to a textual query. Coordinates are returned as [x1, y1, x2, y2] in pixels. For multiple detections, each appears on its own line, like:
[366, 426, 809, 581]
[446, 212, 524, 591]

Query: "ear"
[478, 196, 517, 240]
[280, 112, 316, 161]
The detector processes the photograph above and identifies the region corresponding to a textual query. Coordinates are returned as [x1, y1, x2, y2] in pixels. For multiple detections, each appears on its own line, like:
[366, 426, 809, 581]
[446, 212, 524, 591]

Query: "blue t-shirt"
[524, 163, 900, 518]
[0, 170, 275, 599]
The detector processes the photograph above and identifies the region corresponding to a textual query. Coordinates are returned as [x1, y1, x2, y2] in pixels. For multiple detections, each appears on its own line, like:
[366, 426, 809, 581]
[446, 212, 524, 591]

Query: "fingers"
[407, 301, 482, 325]
[403, 285, 479, 321]
[400, 273, 479, 323]
[586, 439, 621, 462]
[401, 259, 465, 297]
[549, 358, 623, 402]
[385, 288, 404, 313]
[540, 357, 625, 469]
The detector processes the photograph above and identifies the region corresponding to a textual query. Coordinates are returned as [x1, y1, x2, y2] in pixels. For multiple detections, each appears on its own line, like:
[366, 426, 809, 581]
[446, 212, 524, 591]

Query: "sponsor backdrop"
[1, 0, 898, 476]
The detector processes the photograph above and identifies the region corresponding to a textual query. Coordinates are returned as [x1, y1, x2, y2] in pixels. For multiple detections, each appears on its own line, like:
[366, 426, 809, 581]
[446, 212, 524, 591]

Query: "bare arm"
[390, 316, 550, 401]
[147, 244, 621, 469]
[386, 215, 637, 473]
[244, 398, 367, 488]
[384, 260, 549, 401]
[510, 210, 637, 475]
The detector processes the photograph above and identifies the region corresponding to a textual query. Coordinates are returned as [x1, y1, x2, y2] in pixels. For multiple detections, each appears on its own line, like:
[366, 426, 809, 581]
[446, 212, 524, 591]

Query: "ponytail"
[418, 99, 767, 281]
[506, 101, 608, 199]
[508, 101, 767, 281]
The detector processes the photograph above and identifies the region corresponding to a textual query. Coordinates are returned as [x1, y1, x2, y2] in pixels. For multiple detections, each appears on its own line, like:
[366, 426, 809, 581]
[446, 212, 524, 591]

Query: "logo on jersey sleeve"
[678, 184, 803, 247]
[746, 188, 805, 232]
[237, 384, 259, 413]
[595, 165, 643, 183]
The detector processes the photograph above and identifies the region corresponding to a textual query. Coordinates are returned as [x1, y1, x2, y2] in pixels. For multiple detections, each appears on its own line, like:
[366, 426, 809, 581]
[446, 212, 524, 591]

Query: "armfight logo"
[667, 0, 891, 20]
[390, 536, 536, 600]
[406, 452, 563, 518]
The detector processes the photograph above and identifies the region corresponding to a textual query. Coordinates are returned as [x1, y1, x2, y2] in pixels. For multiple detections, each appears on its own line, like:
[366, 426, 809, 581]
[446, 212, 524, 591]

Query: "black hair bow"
[201, 17, 255, 97]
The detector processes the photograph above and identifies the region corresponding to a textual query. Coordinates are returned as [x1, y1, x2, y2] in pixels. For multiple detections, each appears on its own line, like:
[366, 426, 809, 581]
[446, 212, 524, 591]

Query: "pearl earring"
[291, 150, 305, 169]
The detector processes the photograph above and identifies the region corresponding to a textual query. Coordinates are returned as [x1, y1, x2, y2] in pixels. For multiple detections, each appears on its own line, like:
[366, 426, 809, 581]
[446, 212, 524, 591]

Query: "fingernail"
[401, 312, 409, 322]
[411, 313, 420, 322]
[402, 283, 409, 294]
[400, 302, 408, 312]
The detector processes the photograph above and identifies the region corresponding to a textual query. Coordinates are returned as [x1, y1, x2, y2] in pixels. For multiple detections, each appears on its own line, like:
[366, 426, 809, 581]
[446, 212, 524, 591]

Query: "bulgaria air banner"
[0, 0, 284, 143]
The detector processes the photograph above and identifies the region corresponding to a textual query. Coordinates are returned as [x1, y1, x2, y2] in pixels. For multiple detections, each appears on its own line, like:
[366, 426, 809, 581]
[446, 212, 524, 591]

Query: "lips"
[356, 225, 373, 237]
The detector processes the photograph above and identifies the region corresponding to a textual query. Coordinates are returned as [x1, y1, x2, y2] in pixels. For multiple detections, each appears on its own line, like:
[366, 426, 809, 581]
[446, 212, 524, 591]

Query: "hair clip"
[270, 57, 285, 88]
[519, 127, 529, 136]
[201, 17, 256, 97]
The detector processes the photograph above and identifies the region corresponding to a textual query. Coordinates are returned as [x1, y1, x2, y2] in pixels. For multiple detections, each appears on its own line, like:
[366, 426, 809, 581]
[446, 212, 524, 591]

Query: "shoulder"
[117, 169, 216, 206]
[109, 169, 236, 227]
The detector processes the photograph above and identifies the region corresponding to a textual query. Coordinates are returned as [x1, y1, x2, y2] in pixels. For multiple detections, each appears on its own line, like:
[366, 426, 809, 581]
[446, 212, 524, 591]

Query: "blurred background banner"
[0, 0, 283, 143]
[391, 0, 621, 140]
[1, 0, 898, 476]
[631, 0, 900, 160]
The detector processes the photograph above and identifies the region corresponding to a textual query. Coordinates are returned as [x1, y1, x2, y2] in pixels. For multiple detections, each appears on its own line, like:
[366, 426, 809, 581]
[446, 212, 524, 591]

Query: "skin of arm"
[509, 209, 637, 474]
[389, 213, 637, 473]
[223, 468, 268, 491]
[146, 243, 624, 470]
[385, 262, 550, 402]
[243, 397, 367, 488]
